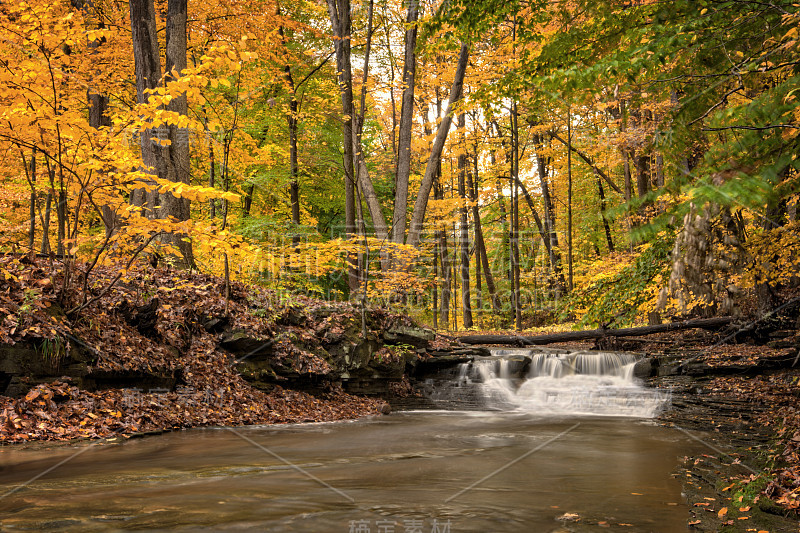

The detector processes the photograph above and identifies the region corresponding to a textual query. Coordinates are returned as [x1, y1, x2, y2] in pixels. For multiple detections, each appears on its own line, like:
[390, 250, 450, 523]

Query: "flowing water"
[0, 350, 700, 532]
[425, 349, 669, 417]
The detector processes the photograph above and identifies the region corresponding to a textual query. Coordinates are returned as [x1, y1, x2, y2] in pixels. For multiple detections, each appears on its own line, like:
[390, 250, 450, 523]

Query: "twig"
[703, 124, 794, 132]
[66, 232, 162, 316]
[687, 83, 744, 126]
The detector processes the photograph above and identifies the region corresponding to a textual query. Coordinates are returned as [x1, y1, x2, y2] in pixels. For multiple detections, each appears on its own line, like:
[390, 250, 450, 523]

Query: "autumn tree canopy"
[1, 0, 798, 329]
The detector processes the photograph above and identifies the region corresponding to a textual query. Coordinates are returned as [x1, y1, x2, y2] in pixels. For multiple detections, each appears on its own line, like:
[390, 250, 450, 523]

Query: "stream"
[0, 350, 705, 532]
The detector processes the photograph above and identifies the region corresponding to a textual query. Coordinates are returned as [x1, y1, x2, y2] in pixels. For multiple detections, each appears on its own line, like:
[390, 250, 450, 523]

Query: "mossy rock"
[382, 326, 435, 348]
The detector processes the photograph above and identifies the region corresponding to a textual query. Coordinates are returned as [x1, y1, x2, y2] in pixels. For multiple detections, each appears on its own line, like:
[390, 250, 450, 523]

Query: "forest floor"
[0, 255, 396, 445]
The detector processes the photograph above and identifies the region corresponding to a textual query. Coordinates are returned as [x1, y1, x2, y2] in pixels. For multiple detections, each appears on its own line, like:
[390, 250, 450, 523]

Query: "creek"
[0, 350, 705, 532]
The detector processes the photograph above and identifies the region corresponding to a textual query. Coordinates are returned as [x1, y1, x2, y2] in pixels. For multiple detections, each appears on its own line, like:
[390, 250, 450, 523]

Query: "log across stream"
[457, 317, 735, 346]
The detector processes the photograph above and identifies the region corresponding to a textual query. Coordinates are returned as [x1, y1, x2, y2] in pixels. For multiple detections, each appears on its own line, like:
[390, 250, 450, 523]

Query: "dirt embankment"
[0, 255, 458, 444]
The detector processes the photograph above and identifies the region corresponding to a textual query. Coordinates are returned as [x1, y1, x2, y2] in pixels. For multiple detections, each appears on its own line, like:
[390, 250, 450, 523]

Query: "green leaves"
[563, 233, 674, 328]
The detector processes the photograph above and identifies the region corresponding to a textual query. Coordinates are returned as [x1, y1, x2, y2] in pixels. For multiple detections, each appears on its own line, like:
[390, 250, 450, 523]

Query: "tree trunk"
[566, 109, 573, 292]
[407, 43, 469, 248]
[128, 0, 162, 213]
[597, 175, 615, 252]
[451, 220, 458, 329]
[326, 0, 359, 293]
[619, 98, 633, 202]
[391, 0, 419, 245]
[90, 85, 115, 237]
[655, 153, 664, 188]
[243, 183, 255, 217]
[433, 237, 439, 329]
[459, 317, 736, 345]
[288, 76, 300, 226]
[636, 152, 650, 199]
[27, 150, 36, 250]
[206, 118, 216, 218]
[89, 84, 116, 237]
[87, 45, 115, 237]
[57, 188, 66, 256]
[436, 177, 450, 330]
[41, 191, 52, 255]
[457, 113, 473, 328]
[474, 223, 482, 317]
[624, 153, 633, 201]
[510, 101, 522, 329]
[532, 133, 566, 292]
[470, 141, 498, 314]
[286, 66, 301, 242]
[489, 122, 514, 283]
[160, 0, 193, 267]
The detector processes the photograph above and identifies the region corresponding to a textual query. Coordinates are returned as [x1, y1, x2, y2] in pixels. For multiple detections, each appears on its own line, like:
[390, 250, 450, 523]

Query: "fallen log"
[458, 317, 736, 346]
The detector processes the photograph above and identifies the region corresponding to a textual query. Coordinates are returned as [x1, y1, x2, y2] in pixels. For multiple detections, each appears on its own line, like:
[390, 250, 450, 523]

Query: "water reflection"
[0, 412, 700, 532]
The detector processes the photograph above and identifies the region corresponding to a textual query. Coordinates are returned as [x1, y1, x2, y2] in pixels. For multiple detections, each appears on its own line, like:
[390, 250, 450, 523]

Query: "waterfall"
[428, 349, 668, 418]
[527, 351, 637, 378]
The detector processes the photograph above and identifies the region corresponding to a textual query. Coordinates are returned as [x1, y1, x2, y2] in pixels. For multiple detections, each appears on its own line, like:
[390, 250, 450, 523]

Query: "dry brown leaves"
[0, 255, 396, 444]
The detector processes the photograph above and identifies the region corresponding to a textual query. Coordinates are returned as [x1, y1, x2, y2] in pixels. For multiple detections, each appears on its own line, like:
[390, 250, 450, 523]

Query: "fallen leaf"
[718, 507, 728, 518]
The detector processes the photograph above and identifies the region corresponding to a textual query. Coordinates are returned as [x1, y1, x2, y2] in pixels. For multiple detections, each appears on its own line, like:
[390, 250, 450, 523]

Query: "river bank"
[630, 330, 800, 532]
[0, 255, 446, 443]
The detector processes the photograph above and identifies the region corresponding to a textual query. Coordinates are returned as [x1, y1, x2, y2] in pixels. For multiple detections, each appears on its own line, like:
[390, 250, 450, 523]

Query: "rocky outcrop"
[0, 286, 460, 399]
[0, 336, 180, 396]
[382, 325, 435, 348]
[0, 335, 97, 397]
[227, 327, 423, 396]
[220, 330, 273, 359]
[647, 346, 799, 379]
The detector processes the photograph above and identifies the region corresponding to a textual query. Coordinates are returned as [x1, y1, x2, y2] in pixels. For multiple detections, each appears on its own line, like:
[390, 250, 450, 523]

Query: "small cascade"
[527, 351, 637, 378]
[428, 349, 668, 417]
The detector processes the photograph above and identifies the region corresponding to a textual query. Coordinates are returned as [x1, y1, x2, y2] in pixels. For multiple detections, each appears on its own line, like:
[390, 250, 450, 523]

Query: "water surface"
[0, 412, 700, 532]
